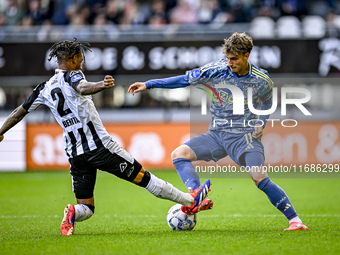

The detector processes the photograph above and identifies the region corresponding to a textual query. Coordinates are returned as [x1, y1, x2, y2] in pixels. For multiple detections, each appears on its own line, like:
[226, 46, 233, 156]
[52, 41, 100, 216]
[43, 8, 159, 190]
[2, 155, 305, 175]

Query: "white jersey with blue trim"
[22, 69, 121, 158]
[187, 58, 274, 133]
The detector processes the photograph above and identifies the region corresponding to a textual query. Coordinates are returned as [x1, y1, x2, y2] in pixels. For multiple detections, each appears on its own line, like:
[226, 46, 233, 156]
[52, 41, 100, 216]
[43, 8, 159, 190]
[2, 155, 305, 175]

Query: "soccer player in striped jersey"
[0, 38, 211, 235]
[128, 32, 308, 231]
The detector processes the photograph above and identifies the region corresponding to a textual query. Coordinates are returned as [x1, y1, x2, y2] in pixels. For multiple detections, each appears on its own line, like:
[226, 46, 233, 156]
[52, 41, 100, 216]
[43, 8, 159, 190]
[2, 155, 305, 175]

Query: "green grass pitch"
[1, 170, 339, 255]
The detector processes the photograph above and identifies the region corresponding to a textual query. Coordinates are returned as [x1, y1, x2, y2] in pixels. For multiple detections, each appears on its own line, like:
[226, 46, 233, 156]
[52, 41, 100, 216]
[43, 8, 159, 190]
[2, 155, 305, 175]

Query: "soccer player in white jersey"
[0, 38, 211, 235]
[128, 32, 309, 231]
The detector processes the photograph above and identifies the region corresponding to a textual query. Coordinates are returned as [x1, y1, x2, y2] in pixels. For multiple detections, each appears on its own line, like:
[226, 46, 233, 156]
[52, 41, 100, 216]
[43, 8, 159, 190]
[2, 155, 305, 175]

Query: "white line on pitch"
[1, 214, 340, 219]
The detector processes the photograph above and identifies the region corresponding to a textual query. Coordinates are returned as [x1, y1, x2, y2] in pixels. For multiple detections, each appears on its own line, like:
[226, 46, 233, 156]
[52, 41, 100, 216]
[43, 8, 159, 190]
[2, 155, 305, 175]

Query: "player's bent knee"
[171, 145, 191, 161]
[253, 177, 266, 187]
[171, 147, 181, 160]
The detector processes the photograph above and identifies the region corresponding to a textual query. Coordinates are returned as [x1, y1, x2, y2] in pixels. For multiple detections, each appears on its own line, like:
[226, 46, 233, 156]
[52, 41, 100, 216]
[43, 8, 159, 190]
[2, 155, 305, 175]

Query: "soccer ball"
[167, 204, 197, 231]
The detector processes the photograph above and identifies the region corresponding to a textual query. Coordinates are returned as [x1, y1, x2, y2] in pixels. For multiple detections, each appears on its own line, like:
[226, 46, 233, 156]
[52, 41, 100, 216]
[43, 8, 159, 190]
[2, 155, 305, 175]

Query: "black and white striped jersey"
[22, 69, 126, 159]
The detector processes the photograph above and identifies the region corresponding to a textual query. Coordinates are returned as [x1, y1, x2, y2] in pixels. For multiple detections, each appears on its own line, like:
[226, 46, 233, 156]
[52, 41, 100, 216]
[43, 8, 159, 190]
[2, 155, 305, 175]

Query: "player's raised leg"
[244, 151, 309, 231]
[171, 144, 201, 191]
[132, 164, 211, 213]
[171, 143, 214, 212]
[99, 149, 212, 213]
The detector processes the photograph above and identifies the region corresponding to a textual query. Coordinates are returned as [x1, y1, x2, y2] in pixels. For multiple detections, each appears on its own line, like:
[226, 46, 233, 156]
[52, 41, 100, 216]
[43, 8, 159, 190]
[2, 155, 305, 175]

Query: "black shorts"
[68, 147, 142, 199]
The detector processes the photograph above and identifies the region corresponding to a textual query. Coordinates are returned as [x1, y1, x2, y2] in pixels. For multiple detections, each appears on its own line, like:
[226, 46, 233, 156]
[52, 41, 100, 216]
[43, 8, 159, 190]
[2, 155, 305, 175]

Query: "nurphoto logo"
[199, 82, 312, 128]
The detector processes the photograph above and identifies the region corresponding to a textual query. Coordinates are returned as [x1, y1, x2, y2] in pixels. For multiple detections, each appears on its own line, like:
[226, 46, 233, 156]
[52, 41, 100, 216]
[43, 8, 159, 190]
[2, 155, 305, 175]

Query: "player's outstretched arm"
[77, 75, 115, 95]
[0, 105, 28, 143]
[128, 82, 147, 96]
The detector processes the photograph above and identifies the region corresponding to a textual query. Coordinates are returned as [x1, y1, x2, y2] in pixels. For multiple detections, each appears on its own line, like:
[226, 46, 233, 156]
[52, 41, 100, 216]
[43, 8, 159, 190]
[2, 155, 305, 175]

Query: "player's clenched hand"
[104, 75, 115, 88]
[0, 134, 4, 143]
[128, 82, 147, 95]
[252, 124, 263, 140]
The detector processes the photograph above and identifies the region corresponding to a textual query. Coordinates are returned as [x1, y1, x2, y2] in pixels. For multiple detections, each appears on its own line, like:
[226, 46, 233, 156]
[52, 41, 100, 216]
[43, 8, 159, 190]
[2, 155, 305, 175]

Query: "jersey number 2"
[51, 88, 72, 117]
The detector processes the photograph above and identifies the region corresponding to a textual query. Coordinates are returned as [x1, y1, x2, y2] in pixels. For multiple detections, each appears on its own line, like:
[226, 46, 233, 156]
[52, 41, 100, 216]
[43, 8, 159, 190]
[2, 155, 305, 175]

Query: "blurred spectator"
[310, 0, 338, 18]
[86, 0, 107, 16]
[21, 14, 34, 26]
[326, 10, 340, 36]
[4, 0, 25, 25]
[0, 13, 6, 26]
[106, 0, 123, 25]
[258, 0, 277, 18]
[169, 0, 198, 25]
[78, 3, 93, 23]
[149, 0, 167, 22]
[64, 3, 79, 24]
[0, 12, 6, 41]
[0, 0, 338, 28]
[148, 12, 167, 29]
[278, 0, 308, 18]
[120, 0, 148, 26]
[119, 0, 138, 25]
[92, 9, 121, 39]
[229, 0, 255, 23]
[198, 0, 224, 24]
[150, 0, 166, 15]
[52, 0, 101, 25]
[326, 0, 338, 12]
[26, 0, 53, 25]
[93, 11, 108, 26]
[52, 0, 73, 25]
[146, 0, 168, 29]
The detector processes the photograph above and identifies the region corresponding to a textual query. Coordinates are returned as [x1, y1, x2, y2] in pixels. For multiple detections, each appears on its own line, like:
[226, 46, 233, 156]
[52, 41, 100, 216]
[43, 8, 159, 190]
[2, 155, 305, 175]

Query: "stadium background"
[0, 0, 340, 171]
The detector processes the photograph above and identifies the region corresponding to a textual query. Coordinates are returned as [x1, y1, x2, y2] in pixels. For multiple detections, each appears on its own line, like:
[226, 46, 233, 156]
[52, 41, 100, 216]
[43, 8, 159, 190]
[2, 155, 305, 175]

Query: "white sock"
[145, 173, 193, 206]
[74, 204, 94, 222]
[289, 216, 302, 224]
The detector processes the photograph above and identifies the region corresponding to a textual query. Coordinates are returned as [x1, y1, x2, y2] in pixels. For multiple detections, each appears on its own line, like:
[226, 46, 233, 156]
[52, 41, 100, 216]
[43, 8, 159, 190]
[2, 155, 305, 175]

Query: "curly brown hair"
[221, 32, 253, 56]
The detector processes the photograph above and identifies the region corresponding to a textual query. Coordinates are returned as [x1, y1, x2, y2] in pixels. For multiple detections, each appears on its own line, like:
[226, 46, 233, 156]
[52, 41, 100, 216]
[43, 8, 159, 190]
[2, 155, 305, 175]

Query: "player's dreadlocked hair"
[222, 32, 253, 56]
[48, 37, 91, 63]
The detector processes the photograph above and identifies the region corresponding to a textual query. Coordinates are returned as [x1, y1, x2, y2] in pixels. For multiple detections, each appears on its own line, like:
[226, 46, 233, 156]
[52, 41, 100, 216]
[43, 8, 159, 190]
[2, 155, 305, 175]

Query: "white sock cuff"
[289, 216, 302, 224]
[145, 173, 193, 206]
[145, 173, 165, 197]
[75, 204, 94, 222]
